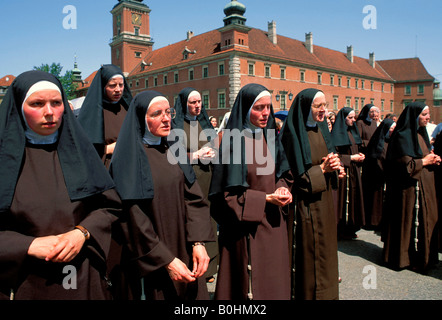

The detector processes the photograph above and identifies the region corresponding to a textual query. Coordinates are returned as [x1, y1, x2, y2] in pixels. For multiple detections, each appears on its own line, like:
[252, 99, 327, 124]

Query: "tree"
[33, 63, 78, 100]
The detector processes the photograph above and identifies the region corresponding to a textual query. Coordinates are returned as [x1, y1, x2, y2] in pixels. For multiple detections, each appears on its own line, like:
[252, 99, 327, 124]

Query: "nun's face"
[311, 94, 327, 122]
[250, 95, 271, 128]
[105, 77, 124, 102]
[369, 108, 378, 120]
[22, 89, 64, 136]
[145, 100, 172, 137]
[345, 112, 356, 126]
[418, 108, 430, 127]
[187, 93, 202, 116]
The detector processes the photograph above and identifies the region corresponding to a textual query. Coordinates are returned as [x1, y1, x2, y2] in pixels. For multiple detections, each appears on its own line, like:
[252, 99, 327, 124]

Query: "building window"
[136, 80, 139, 87]
[218, 63, 225, 76]
[189, 69, 194, 81]
[346, 97, 351, 107]
[347, 78, 351, 88]
[381, 99, 385, 112]
[381, 83, 385, 92]
[405, 85, 411, 95]
[135, 52, 142, 58]
[163, 74, 168, 85]
[265, 65, 271, 78]
[134, 27, 139, 36]
[361, 98, 365, 108]
[300, 70, 305, 82]
[355, 97, 359, 111]
[390, 100, 394, 112]
[403, 100, 412, 109]
[248, 63, 255, 76]
[330, 74, 335, 86]
[203, 66, 209, 78]
[338, 76, 342, 87]
[280, 93, 287, 110]
[174, 72, 179, 83]
[418, 84, 424, 95]
[361, 80, 365, 90]
[280, 66, 286, 80]
[317, 73, 322, 84]
[371, 81, 374, 91]
[218, 91, 226, 109]
[202, 92, 210, 108]
[355, 79, 359, 89]
[154, 77, 158, 87]
[333, 96, 339, 111]
[145, 78, 149, 88]
[370, 98, 375, 104]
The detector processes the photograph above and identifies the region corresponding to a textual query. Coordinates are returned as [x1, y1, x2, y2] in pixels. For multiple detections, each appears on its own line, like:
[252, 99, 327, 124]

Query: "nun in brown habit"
[281, 88, 343, 300]
[109, 90, 215, 300]
[383, 102, 440, 271]
[356, 104, 379, 154]
[209, 83, 293, 300]
[0, 70, 121, 300]
[78, 64, 132, 168]
[172, 88, 219, 283]
[361, 118, 396, 229]
[332, 107, 366, 240]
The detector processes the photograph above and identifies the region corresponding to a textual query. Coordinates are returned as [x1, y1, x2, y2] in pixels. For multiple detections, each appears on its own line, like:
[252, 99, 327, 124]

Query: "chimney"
[268, 21, 277, 45]
[305, 32, 313, 54]
[347, 45, 354, 63]
[187, 31, 194, 41]
[369, 52, 376, 68]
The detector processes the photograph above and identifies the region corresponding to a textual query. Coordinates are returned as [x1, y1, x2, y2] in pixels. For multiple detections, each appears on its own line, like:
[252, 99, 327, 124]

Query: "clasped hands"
[167, 244, 209, 283]
[321, 153, 346, 179]
[266, 187, 293, 207]
[27, 229, 86, 263]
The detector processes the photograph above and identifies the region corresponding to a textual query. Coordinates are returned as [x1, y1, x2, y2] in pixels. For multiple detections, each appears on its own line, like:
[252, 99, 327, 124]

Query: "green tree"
[33, 63, 78, 100]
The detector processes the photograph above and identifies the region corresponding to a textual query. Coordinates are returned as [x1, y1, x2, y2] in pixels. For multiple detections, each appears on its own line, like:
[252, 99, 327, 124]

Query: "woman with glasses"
[109, 91, 215, 300]
[281, 89, 344, 300]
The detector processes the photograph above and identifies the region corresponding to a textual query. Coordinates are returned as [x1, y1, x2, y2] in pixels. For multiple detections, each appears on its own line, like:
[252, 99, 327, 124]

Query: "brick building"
[0, 75, 15, 105]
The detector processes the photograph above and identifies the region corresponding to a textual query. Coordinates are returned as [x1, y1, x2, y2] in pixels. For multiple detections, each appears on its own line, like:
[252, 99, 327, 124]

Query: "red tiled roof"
[129, 27, 392, 81]
[79, 70, 98, 89]
[377, 58, 434, 82]
[0, 75, 15, 87]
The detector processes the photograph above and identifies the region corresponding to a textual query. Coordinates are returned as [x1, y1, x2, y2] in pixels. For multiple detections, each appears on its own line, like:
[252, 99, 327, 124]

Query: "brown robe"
[124, 144, 215, 300]
[214, 135, 291, 300]
[100, 103, 127, 168]
[183, 120, 219, 279]
[291, 126, 339, 300]
[0, 145, 120, 300]
[356, 119, 377, 153]
[362, 141, 389, 228]
[382, 134, 439, 269]
[336, 132, 365, 237]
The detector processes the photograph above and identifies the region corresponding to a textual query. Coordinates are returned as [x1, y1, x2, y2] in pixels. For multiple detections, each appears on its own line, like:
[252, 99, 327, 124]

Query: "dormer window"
[183, 46, 196, 60]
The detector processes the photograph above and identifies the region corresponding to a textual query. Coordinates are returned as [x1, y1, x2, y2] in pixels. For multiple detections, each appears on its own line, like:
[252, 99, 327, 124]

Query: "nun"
[361, 118, 396, 229]
[109, 91, 215, 300]
[281, 89, 343, 300]
[78, 64, 132, 168]
[172, 88, 219, 284]
[383, 102, 440, 271]
[209, 83, 293, 300]
[0, 70, 121, 300]
[332, 107, 366, 240]
[356, 104, 379, 154]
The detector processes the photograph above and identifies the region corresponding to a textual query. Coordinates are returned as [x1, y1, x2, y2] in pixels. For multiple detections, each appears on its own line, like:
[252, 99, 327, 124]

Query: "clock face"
[132, 13, 142, 26]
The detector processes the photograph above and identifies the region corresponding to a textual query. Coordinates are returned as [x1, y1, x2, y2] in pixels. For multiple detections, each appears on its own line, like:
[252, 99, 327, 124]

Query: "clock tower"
[110, 0, 154, 75]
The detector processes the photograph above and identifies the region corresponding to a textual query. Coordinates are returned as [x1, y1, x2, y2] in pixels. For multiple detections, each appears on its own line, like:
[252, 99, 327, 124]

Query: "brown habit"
[126, 144, 215, 300]
[336, 132, 365, 235]
[292, 127, 339, 300]
[214, 136, 291, 300]
[0, 145, 120, 300]
[383, 134, 439, 269]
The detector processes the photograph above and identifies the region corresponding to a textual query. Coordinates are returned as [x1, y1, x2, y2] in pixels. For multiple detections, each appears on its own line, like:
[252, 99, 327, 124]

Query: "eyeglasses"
[148, 108, 176, 120]
[311, 102, 329, 109]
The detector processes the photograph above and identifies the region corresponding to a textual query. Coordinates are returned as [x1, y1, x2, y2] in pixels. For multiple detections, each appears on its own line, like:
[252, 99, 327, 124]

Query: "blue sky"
[1, 0, 441, 81]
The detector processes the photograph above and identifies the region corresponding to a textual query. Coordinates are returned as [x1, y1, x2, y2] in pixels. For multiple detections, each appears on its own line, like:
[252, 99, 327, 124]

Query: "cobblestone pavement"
[207, 229, 442, 300]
